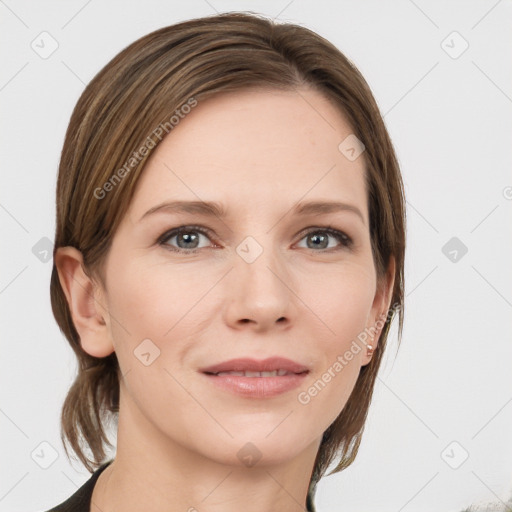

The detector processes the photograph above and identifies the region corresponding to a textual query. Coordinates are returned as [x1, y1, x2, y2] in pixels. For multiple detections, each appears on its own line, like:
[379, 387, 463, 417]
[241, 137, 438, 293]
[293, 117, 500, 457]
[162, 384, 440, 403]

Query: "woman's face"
[94, 87, 391, 467]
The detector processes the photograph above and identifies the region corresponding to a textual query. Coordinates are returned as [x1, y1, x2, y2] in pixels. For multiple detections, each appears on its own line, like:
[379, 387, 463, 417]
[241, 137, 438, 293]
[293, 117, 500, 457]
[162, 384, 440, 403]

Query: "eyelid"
[295, 225, 353, 249]
[157, 224, 354, 252]
[157, 224, 217, 251]
[297, 225, 354, 254]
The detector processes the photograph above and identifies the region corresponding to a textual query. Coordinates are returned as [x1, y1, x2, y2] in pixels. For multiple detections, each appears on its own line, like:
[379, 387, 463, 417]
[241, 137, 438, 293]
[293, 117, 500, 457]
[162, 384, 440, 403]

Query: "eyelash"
[157, 224, 353, 254]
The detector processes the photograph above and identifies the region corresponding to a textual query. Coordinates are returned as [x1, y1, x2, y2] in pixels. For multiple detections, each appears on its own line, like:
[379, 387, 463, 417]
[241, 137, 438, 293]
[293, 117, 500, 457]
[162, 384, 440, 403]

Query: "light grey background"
[1, 1, 511, 511]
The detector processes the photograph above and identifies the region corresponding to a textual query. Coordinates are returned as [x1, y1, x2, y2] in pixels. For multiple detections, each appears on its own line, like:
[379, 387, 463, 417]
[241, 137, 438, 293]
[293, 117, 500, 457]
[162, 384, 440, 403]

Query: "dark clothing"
[44, 459, 316, 511]
[44, 460, 113, 511]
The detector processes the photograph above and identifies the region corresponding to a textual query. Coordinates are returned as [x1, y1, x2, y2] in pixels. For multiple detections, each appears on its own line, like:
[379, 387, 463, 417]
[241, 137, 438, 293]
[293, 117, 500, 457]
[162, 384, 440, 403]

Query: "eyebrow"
[139, 200, 365, 223]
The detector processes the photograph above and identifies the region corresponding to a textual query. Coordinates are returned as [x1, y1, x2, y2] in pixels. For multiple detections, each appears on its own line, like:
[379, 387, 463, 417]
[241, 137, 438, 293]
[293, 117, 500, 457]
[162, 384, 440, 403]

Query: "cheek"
[107, 258, 199, 328]
[103, 262, 201, 420]
[295, 265, 375, 421]
[105, 259, 214, 376]
[306, 262, 376, 341]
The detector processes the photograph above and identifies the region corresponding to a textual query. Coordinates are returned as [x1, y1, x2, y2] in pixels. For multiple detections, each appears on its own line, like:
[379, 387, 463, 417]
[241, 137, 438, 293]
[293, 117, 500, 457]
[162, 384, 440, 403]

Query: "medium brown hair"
[50, 10, 405, 502]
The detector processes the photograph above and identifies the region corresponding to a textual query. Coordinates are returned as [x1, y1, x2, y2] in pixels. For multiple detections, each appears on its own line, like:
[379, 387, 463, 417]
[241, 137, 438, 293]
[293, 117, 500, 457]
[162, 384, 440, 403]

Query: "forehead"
[127, 88, 367, 223]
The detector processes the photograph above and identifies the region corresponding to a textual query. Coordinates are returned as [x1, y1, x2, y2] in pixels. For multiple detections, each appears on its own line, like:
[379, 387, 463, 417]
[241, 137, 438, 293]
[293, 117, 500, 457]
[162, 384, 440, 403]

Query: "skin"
[55, 87, 394, 512]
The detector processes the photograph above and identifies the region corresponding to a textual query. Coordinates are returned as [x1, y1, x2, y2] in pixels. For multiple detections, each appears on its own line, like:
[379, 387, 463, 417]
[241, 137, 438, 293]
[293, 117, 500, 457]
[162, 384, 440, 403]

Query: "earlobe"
[54, 247, 115, 358]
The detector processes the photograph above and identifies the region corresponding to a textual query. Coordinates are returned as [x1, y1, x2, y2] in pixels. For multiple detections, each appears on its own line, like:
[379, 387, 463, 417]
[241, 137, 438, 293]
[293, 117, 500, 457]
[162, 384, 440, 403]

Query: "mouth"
[199, 357, 310, 398]
[205, 369, 307, 377]
[199, 356, 310, 375]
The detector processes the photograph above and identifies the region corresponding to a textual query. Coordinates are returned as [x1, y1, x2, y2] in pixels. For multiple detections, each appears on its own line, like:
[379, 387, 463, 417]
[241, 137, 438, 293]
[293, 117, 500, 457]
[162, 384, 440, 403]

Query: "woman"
[46, 11, 405, 512]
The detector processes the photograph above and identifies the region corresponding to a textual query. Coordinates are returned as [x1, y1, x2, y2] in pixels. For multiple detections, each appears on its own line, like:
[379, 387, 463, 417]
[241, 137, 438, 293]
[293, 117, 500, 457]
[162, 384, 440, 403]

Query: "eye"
[296, 226, 353, 251]
[158, 225, 215, 253]
[157, 224, 353, 254]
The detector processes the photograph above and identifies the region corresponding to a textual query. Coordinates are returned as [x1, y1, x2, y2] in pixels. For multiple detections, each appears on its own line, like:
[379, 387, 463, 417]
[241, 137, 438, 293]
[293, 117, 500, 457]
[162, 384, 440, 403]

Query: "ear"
[361, 256, 396, 366]
[54, 246, 115, 358]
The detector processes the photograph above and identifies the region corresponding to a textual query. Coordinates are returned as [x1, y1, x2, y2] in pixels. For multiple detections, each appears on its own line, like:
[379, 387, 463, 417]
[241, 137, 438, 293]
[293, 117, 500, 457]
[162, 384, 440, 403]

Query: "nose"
[223, 243, 296, 332]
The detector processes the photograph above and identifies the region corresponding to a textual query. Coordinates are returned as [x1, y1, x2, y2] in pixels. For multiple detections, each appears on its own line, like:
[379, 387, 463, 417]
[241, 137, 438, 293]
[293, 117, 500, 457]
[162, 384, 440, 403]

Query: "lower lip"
[201, 372, 308, 398]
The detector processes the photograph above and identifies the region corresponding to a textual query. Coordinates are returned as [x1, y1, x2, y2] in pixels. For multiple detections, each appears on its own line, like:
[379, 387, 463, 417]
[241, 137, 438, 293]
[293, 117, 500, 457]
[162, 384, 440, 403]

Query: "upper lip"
[199, 357, 310, 375]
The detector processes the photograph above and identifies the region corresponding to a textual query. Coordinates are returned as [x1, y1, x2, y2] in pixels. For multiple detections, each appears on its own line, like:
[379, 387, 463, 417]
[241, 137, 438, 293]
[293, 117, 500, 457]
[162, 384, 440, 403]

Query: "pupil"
[309, 233, 327, 249]
[179, 232, 198, 248]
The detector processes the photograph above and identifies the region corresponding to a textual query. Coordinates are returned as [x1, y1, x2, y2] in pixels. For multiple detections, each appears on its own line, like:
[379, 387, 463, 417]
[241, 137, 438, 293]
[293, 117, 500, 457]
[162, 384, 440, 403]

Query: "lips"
[200, 357, 310, 398]
[199, 357, 310, 375]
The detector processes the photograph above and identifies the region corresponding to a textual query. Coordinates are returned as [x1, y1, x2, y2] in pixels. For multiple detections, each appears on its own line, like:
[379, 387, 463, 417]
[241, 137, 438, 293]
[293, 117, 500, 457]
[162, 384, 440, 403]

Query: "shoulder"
[41, 460, 113, 512]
